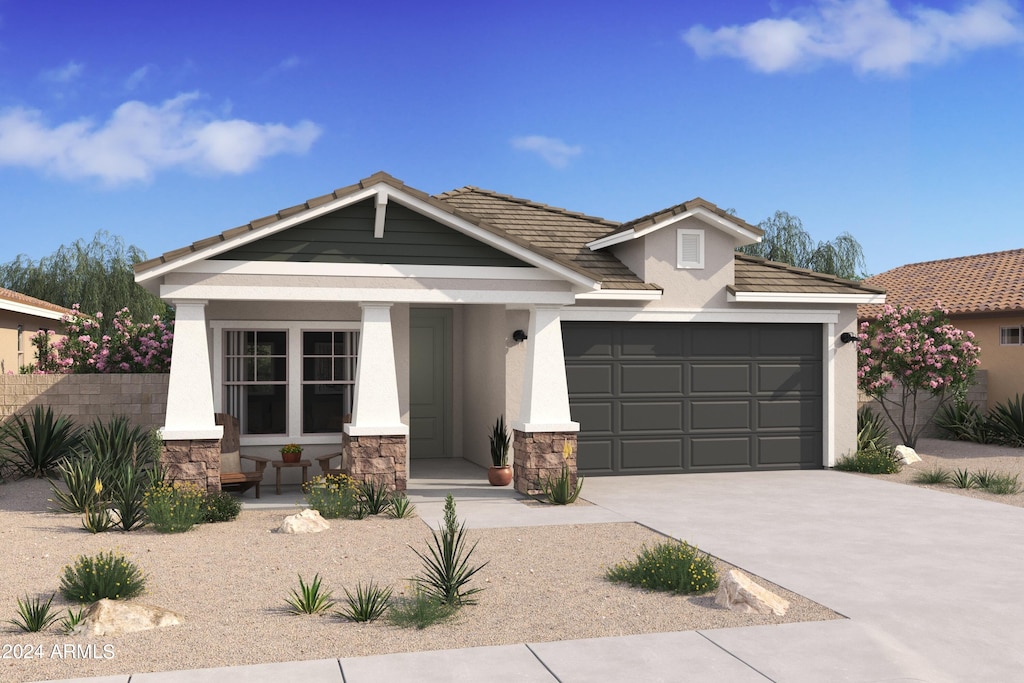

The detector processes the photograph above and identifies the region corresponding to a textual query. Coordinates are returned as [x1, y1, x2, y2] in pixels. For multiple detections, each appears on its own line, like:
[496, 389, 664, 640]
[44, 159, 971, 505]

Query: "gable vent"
[677, 229, 704, 269]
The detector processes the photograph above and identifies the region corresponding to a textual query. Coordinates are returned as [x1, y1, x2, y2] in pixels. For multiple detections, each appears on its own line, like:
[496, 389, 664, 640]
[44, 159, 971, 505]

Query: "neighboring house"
[860, 249, 1024, 410]
[135, 172, 884, 493]
[0, 288, 73, 374]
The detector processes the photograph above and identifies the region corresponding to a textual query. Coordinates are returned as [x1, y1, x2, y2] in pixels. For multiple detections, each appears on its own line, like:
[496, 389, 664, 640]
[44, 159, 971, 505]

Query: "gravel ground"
[0, 477, 838, 682]
[849, 437, 1024, 507]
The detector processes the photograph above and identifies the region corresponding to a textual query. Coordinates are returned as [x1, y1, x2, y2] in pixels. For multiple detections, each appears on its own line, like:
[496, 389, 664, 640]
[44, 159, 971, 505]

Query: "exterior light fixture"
[512, 329, 528, 343]
[839, 332, 857, 344]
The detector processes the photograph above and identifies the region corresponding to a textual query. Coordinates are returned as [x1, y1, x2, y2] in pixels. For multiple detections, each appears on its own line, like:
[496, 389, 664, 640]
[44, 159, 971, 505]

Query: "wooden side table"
[272, 460, 312, 495]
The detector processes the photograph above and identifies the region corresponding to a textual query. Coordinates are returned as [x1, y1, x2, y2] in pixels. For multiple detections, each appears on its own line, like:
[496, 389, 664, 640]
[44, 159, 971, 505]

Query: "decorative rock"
[714, 569, 790, 616]
[72, 599, 182, 637]
[278, 508, 330, 534]
[894, 445, 921, 464]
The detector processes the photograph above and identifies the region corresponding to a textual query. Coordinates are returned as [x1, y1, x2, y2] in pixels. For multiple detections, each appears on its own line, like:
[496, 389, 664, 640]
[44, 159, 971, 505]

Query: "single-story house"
[135, 172, 885, 494]
[860, 248, 1024, 410]
[0, 288, 74, 374]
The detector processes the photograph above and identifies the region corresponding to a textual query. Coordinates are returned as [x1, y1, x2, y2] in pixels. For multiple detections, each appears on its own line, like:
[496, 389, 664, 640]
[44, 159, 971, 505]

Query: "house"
[860, 249, 1024, 410]
[0, 288, 74, 374]
[135, 172, 884, 494]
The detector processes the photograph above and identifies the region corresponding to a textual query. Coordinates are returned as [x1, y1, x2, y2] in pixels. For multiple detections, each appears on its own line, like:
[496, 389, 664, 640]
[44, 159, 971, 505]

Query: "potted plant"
[487, 416, 512, 486]
[280, 443, 303, 464]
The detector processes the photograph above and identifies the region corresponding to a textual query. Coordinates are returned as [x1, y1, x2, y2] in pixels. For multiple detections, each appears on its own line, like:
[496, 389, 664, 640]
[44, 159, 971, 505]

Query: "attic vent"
[676, 228, 704, 269]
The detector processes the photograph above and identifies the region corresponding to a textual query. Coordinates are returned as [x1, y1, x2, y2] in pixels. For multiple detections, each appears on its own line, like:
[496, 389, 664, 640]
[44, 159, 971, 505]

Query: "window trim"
[1000, 325, 1023, 346]
[676, 228, 704, 269]
[211, 320, 360, 446]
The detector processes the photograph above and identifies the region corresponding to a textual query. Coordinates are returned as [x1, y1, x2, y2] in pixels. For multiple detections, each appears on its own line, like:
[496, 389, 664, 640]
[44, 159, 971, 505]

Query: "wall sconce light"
[512, 329, 528, 343]
[839, 332, 857, 344]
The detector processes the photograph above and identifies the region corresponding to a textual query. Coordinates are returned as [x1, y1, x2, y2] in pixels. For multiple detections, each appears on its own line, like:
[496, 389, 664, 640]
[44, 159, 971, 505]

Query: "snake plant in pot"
[487, 416, 512, 486]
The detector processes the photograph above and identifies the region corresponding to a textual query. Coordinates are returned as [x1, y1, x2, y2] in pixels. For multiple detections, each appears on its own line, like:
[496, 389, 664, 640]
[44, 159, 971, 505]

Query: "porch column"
[160, 300, 223, 493]
[343, 303, 408, 490]
[513, 305, 579, 495]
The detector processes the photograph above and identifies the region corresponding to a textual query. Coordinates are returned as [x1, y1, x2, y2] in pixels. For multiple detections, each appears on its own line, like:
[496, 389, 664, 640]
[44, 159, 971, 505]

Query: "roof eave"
[728, 289, 887, 305]
[587, 206, 761, 251]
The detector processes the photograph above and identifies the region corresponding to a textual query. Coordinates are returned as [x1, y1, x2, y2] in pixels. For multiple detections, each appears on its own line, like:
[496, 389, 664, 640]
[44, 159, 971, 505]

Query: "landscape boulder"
[279, 508, 330, 534]
[72, 599, 182, 637]
[714, 569, 790, 616]
[894, 445, 921, 464]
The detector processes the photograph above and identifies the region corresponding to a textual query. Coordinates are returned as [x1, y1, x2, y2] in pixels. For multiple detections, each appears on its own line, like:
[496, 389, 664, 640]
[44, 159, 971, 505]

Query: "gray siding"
[214, 200, 529, 267]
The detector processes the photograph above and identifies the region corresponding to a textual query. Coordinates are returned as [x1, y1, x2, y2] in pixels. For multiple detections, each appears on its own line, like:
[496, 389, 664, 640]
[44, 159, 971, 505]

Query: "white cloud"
[511, 135, 583, 168]
[683, 0, 1024, 75]
[0, 93, 322, 185]
[41, 61, 84, 83]
[125, 65, 153, 90]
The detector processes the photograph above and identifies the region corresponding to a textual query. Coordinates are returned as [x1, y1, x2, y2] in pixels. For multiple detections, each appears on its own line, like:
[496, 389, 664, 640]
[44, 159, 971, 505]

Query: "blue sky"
[1, 0, 1022, 277]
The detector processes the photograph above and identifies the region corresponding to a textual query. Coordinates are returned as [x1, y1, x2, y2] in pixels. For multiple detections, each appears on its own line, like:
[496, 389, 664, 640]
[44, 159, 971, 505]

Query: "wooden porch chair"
[215, 413, 270, 498]
[316, 413, 351, 477]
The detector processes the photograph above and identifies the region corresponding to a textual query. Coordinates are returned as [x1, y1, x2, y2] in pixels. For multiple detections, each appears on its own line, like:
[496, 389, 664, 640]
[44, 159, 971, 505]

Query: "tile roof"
[732, 254, 886, 295]
[612, 197, 763, 238]
[859, 248, 1024, 318]
[0, 288, 76, 317]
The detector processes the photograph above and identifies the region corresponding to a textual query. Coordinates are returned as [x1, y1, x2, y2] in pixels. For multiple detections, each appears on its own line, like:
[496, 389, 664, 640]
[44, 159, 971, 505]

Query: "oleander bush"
[607, 540, 719, 595]
[60, 551, 146, 603]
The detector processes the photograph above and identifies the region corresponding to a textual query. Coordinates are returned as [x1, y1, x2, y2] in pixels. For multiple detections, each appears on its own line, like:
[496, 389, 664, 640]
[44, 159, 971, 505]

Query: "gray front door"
[409, 308, 452, 459]
[564, 322, 823, 475]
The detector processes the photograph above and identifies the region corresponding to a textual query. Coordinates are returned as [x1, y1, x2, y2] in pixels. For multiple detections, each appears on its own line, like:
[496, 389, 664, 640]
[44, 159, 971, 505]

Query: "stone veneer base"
[161, 439, 221, 493]
[342, 433, 408, 491]
[512, 430, 578, 496]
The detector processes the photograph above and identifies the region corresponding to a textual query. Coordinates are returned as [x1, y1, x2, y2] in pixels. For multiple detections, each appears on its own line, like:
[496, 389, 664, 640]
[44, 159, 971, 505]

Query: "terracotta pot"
[281, 451, 302, 463]
[488, 465, 513, 486]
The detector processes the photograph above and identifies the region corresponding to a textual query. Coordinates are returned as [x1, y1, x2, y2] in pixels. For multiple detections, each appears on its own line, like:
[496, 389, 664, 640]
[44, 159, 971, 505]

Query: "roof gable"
[586, 198, 763, 250]
[860, 248, 1024, 318]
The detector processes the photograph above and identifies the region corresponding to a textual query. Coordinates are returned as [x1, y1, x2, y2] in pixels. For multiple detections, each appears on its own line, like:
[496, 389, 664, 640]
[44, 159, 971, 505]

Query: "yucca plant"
[51, 455, 108, 514]
[387, 493, 416, 519]
[82, 504, 115, 533]
[987, 394, 1024, 447]
[284, 574, 335, 615]
[913, 468, 952, 485]
[410, 494, 487, 606]
[0, 406, 83, 478]
[8, 593, 60, 632]
[58, 607, 84, 634]
[358, 478, 392, 516]
[386, 586, 457, 629]
[336, 581, 393, 622]
[950, 468, 976, 489]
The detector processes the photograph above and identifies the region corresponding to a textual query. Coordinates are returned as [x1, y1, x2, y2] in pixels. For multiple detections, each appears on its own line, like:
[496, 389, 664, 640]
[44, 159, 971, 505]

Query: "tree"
[739, 211, 867, 280]
[0, 230, 169, 333]
[857, 305, 981, 448]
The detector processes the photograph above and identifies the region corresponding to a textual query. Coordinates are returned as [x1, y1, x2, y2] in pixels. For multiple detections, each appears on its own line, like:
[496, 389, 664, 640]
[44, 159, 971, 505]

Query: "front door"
[409, 308, 452, 459]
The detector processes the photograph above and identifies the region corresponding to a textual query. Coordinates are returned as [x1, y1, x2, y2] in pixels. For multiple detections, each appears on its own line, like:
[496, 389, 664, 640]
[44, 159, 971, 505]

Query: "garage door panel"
[562, 326, 613, 358]
[759, 326, 819, 356]
[690, 437, 753, 468]
[758, 363, 822, 395]
[758, 435, 820, 466]
[570, 402, 613, 433]
[566, 365, 614, 395]
[620, 439, 683, 470]
[620, 326, 683, 358]
[758, 399, 822, 429]
[621, 402, 682, 432]
[577, 440, 614, 473]
[691, 326, 753, 357]
[691, 363, 751, 394]
[690, 400, 751, 431]
[620, 365, 682, 394]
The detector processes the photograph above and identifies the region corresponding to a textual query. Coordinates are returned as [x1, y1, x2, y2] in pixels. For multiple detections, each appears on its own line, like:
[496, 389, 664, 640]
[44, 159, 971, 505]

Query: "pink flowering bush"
[857, 304, 981, 448]
[30, 305, 173, 374]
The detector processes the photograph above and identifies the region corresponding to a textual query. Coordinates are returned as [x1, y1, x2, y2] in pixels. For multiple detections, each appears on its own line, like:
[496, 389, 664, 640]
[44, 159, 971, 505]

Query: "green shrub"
[0, 406, 83, 478]
[59, 607, 84, 634]
[284, 574, 335, 615]
[60, 551, 146, 603]
[108, 461, 150, 531]
[976, 471, 1021, 495]
[80, 416, 160, 473]
[386, 586, 457, 629]
[387, 493, 416, 519]
[857, 406, 891, 451]
[336, 581, 392, 622]
[606, 540, 718, 595]
[8, 593, 59, 632]
[144, 481, 207, 533]
[81, 505, 115, 533]
[987, 394, 1024, 447]
[303, 474, 360, 519]
[834, 447, 902, 474]
[935, 402, 996, 443]
[950, 468, 976, 489]
[204, 491, 242, 523]
[358, 478, 391, 516]
[411, 494, 487, 606]
[913, 468, 952, 485]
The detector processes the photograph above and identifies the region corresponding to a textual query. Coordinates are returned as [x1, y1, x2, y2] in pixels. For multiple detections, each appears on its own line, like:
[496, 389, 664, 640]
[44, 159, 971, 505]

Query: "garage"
[563, 322, 823, 475]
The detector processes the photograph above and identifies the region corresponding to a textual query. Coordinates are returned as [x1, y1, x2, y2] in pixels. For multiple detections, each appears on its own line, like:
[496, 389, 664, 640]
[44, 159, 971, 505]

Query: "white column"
[161, 300, 222, 440]
[515, 305, 579, 433]
[346, 303, 408, 436]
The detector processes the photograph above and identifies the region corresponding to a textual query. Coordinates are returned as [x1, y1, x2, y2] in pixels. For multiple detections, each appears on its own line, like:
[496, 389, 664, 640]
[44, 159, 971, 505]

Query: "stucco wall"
[0, 374, 168, 428]
[0, 312, 59, 375]
[461, 305, 509, 468]
[834, 307, 860, 461]
[949, 315, 1024, 409]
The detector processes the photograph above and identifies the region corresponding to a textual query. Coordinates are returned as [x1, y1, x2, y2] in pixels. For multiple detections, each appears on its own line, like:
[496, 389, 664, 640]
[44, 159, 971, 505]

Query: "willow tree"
[740, 211, 867, 280]
[0, 230, 169, 332]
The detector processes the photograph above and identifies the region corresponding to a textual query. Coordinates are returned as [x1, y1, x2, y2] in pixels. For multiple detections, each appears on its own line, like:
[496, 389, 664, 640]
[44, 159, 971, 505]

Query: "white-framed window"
[16, 324, 23, 369]
[1000, 325, 1023, 346]
[224, 330, 288, 435]
[676, 228, 704, 269]
[301, 330, 358, 433]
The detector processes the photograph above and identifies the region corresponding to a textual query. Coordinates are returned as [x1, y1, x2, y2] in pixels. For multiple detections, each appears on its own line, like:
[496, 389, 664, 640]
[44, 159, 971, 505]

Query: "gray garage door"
[564, 322, 822, 475]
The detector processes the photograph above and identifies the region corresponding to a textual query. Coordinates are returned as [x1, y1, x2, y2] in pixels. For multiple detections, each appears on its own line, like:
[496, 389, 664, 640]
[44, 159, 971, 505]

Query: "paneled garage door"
[563, 322, 823, 475]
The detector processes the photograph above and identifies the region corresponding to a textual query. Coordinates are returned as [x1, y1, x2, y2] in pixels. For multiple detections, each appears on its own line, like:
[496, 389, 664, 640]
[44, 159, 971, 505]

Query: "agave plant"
[987, 394, 1024, 447]
[0, 406, 83, 478]
[856, 406, 890, 451]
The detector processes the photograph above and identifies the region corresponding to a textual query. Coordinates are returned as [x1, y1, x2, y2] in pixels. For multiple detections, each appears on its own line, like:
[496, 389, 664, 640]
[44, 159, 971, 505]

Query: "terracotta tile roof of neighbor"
[859, 248, 1024, 318]
[733, 254, 886, 295]
[0, 287, 75, 317]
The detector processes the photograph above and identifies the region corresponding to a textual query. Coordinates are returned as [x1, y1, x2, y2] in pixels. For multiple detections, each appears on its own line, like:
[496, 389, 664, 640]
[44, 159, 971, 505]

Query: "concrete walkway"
[41, 463, 1024, 683]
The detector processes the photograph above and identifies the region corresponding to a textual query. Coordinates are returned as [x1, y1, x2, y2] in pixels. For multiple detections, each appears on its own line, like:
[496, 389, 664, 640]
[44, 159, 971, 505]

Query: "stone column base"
[342, 433, 408, 491]
[513, 430, 578, 496]
[161, 439, 221, 493]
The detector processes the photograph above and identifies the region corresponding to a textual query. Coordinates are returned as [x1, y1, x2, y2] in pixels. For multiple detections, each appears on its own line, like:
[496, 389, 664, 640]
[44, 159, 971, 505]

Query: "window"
[1000, 325, 1023, 346]
[302, 331, 358, 433]
[224, 331, 287, 434]
[677, 228, 704, 269]
[16, 324, 23, 368]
